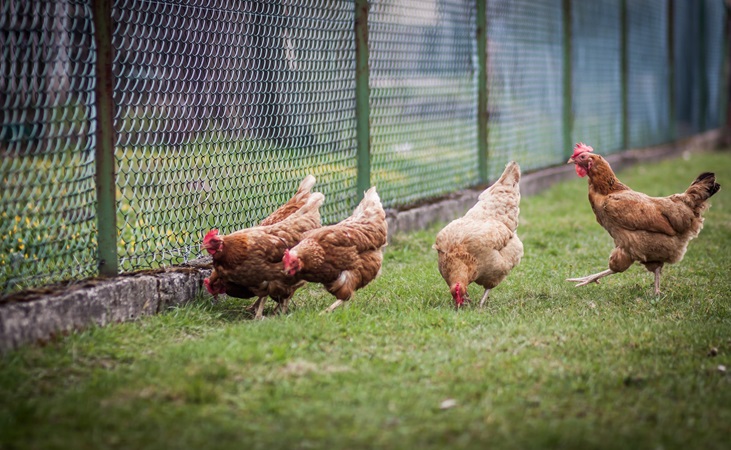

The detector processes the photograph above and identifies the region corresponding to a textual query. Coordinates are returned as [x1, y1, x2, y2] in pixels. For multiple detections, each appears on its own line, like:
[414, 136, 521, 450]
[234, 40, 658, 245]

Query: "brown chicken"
[281, 187, 388, 313]
[433, 161, 523, 309]
[202, 176, 324, 319]
[567, 143, 720, 294]
[204, 175, 318, 308]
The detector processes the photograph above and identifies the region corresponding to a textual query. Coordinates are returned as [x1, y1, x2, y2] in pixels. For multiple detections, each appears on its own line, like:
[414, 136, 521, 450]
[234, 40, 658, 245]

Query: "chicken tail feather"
[685, 172, 720, 208]
[352, 187, 383, 219]
[296, 174, 317, 196]
[479, 162, 521, 201]
[296, 192, 325, 215]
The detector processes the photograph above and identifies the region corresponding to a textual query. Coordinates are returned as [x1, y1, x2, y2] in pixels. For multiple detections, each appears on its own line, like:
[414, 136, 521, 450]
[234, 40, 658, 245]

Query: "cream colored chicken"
[433, 161, 523, 308]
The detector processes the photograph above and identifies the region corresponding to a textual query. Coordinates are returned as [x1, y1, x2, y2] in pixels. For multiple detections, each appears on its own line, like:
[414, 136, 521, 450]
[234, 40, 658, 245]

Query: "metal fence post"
[698, 0, 708, 131]
[355, 0, 371, 199]
[668, 0, 676, 140]
[723, 0, 730, 130]
[476, 0, 488, 183]
[563, 0, 573, 156]
[620, 0, 629, 149]
[91, 0, 119, 276]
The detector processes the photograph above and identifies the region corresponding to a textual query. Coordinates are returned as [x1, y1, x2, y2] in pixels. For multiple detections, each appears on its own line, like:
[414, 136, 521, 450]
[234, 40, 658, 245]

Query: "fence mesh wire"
[703, 0, 726, 130]
[0, 0, 727, 296]
[369, 0, 478, 208]
[113, 0, 356, 271]
[486, 0, 564, 179]
[674, 0, 725, 137]
[571, 0, 623, 154]
[674, 0, 703, 137]
[627, 0, 670, 148]
[1, 0, 98, 292]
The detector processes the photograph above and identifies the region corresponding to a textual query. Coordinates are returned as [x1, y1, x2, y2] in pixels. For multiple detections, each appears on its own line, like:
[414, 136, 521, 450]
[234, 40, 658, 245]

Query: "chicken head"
[567, 142, 594, 177]
[282, 249, 302, 276]
[202, 229, 224, 255]
[450, 282, 469, 308]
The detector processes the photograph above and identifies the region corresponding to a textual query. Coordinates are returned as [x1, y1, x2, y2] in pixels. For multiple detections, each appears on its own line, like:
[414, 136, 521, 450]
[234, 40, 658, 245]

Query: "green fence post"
[698, 0, 708, 131]
[91, 0, 119, 277]
[621, 0, 629, 149]
[355, 0, 370, 200]
[477, 0, 488, 183]
[722, 0, 730, 130]
[563, 0, 573, 156]
[668, 0, 676, 140]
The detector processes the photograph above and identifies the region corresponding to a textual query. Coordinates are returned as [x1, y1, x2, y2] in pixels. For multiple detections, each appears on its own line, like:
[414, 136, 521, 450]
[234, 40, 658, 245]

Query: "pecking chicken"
[281, 186, 388, 313]
[202, 175, 324, 318]
[566, 143, 720, 294]
[433, 161, 523, 309]
[204, 174, 318, 307]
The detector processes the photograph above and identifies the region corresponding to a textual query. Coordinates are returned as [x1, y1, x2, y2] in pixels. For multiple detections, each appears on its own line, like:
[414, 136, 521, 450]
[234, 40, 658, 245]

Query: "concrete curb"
[0, 129, 723, 352]
[0, 268, 208, 352]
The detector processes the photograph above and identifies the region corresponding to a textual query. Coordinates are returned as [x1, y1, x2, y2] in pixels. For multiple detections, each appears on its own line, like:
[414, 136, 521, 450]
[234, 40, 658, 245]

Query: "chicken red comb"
[203, 229, 219, 245]
[571, 142, 594, 159]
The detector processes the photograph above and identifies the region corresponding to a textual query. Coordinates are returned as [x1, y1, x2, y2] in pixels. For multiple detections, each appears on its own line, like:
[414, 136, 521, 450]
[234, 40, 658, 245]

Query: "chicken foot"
[323, 299, 344, 314]
[566, 269, 615, 287]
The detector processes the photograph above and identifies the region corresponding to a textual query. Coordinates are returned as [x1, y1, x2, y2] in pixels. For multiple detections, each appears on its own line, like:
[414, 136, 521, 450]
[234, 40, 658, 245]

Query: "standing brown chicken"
[566, 143, 720, 294]
[202, 176, 324, 319]
[282, 187, 388, 313]
[433, 161, 523, 309]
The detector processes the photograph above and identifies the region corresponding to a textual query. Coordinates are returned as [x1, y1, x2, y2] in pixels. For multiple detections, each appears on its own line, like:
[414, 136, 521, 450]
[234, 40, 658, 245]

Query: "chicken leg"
[478, 289, 491, 308]
[246, 297, 263, 312]
[274, 296, 297, 315]
[566, 269, 615, 287]
[653, 266, 662, 295]
[253, 296, 267, 320]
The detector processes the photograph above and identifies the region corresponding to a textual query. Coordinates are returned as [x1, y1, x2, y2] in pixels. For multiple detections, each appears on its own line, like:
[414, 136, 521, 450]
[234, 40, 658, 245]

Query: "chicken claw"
[322, 299, 344, 314]
[566, 269, 615, 287]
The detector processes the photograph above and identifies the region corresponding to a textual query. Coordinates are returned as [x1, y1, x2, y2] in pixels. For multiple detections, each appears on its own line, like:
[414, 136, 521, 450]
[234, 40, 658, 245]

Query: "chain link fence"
[370, 0, 479, 207]
[1, 0, 727, 296]
[486, 0, 564, 180]
[628, 0, 670, 148]
[1, 0, 99, 292]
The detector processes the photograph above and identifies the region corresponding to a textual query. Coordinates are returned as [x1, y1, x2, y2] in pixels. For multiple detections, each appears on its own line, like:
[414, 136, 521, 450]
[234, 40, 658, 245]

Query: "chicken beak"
[567, 157, 575, 164]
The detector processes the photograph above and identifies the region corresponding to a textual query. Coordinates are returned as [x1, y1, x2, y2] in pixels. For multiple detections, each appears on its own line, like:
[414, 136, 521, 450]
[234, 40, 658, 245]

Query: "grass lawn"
[1, 150, 730, 450]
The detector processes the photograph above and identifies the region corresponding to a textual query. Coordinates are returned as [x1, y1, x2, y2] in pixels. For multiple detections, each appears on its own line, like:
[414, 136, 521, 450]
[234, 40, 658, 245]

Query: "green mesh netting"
[1, 0, 98, 292]
[627, 0, 670, 148]
[486, 0, 565, 179]
[369, 0, 479, 208]
[674, 0, 726, 137]
[571, 0, 623, 154]
[113, 0, 356, 271]
[702, 0, 726, 130]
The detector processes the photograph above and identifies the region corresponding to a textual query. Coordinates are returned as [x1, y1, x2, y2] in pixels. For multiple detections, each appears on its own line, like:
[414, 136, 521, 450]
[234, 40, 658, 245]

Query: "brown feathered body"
[203, 176, 323, 312]
[433, 161, 523, 307]
[574, 152, 720, 276]
[283, 187, 387, 308]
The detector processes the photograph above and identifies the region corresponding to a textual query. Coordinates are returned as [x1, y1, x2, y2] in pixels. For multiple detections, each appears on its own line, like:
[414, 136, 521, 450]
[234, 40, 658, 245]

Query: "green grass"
[1, 150, 730, 449]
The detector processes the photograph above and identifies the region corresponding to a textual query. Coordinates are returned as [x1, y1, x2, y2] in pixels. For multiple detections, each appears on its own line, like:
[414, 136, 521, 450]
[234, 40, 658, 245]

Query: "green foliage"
[1, 150, 730, 449]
